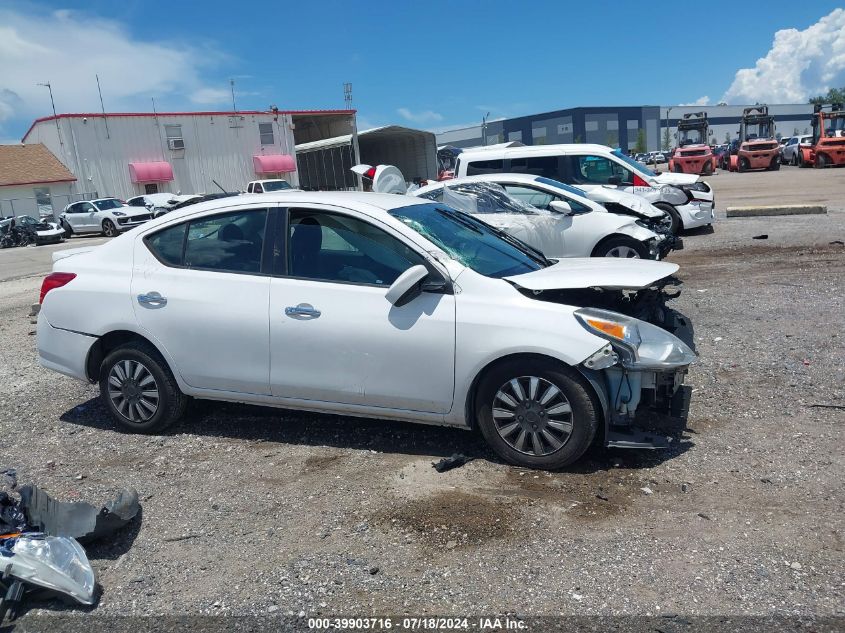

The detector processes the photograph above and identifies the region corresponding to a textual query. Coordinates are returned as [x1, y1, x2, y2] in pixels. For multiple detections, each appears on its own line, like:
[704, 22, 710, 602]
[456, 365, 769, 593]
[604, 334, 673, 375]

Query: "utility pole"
[36, 81, 64, 151]
[96, 74, 110, 139]
[664, 106, 673, 151]
[482, 111, 490, 146]
[230, 79, 237, 112]
[343, 82, 353, 110]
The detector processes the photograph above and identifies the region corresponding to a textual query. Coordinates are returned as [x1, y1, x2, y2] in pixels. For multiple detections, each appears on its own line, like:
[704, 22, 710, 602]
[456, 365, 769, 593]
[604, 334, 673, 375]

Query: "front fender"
[612, 223, 659, 243]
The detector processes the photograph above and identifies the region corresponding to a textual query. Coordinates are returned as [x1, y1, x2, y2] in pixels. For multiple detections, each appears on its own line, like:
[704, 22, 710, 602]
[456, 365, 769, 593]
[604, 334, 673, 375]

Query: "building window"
[585, 120, 599, 132]
[607, 119, 619, 131]
[165, 124, 184, 150]
[627, 119, 639, 130]
[33, 187, 52, 216]
[508, 130, 522, 143]
[259, 122, 275, 146]
[532, 126, 547, 145]
[144, 183, 159, 194]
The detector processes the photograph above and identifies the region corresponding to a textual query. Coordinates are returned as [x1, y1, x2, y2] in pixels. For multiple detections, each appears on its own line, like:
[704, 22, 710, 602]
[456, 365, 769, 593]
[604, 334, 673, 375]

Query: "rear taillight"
[364, 167, 377, 180]
[633, 173, 650, 187]
[40, 272, 76, 304]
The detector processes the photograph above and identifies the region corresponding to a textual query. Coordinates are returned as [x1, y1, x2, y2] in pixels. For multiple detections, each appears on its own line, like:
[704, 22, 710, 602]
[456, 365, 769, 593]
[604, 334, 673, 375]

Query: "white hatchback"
[37, 192, 696, 469]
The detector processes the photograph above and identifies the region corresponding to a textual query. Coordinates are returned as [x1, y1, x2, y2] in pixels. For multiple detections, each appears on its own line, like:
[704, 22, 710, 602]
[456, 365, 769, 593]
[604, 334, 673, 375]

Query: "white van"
[454, 144, 715, 232]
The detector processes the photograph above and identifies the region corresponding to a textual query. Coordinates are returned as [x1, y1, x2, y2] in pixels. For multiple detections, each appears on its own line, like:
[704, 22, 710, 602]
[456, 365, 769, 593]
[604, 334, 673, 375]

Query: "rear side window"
[145, 208, 269, 274]
[509, 156, 560, 178]
[146, 223, 186, 265]
[465, 159, 504, 176]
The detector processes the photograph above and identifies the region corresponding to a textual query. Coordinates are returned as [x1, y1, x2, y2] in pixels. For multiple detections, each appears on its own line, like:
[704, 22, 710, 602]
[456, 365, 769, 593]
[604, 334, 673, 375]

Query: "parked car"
[126, 193, 198, 218]
[37, 191, 696, 469]
[1, 215, 65, 245]
[780, 135, 813, 166]
[454, 144, 715, 233]
[245, 179, 293, 193]
[410, 179, 665, 260]
[60, 198, 152, 238]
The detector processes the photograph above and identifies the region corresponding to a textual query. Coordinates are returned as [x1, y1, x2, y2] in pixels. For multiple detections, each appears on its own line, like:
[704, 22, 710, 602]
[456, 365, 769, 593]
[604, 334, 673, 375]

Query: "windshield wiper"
[436, 208, 483, 234]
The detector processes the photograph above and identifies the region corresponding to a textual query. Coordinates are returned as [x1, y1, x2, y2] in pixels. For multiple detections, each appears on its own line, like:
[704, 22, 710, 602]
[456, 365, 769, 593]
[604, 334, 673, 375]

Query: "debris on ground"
[0, 468, 141, 623]
[432, 454, 474, 473]
[809, 403, 845, 410]
[830, 240, 844, 245]
[752, 234, 769, 240]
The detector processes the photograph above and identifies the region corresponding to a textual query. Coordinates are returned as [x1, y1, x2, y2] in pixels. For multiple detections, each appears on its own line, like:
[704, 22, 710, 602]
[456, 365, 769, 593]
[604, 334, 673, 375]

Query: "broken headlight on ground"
[1, 534, 96, 605]
[574, 307, 697, 370]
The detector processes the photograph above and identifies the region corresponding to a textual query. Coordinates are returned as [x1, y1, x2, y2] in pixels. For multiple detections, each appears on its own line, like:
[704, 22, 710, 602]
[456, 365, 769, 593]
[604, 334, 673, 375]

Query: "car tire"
[815, 153, 829, 168]
[790, 153, 798, 167]
[769, 158, 780, 171]
[102, 219, 118, 237]
[674, 162, 683, 173]
[475, 359, 599, 469]
[61, 220, 74, 238]
[593, 236, 648, 259]
[99, 341, 187, 434]
[738, 157, 749, 172]
[653, 202, 682, 234]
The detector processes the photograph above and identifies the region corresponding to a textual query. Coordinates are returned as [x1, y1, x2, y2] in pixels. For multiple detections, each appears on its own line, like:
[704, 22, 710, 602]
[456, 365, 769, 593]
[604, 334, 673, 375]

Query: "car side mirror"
[549, 200, 573, 215]
[607, 176, 621, 186]
[385, 265, 429, 307]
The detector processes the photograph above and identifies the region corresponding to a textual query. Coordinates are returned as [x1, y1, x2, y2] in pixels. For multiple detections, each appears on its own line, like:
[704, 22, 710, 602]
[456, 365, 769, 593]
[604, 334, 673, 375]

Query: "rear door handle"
[285, 303, 320, 318]
[138, 291, 167, 308]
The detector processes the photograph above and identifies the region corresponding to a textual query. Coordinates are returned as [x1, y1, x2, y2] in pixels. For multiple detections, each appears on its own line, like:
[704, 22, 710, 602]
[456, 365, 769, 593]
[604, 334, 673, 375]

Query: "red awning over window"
[129, 162, 174, 183]
[253, 154, 296, 174]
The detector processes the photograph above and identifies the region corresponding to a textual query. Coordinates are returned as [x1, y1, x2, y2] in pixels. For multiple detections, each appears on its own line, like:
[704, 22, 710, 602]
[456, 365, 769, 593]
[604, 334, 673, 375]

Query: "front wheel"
[790, 153, 799, 167]
[815, 153, 829, 168]
[653, 202, 682, 234]
[738, 157, 749, 172]
[593, 236, 647, 259]
[475, 360, 599, 469]
[769, 157, 780, 171]
[100, 342, 187, 434]
[102, 219, 118, 237]
[61, 220, 74, 238]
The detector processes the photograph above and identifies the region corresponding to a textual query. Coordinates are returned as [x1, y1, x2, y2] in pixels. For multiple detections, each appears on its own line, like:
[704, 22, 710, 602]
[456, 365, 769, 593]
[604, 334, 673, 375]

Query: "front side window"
[389, 203, 544, 278]
[146, 209, 268, 274]
[286, 210, 423, 286]
[500, 183, 591, 214]
[568, 155, 633, 186]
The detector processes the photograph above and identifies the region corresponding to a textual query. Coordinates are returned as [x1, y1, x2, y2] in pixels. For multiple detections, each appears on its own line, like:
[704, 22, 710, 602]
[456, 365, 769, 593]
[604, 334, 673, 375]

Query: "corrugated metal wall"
[26, 113, 299, 199]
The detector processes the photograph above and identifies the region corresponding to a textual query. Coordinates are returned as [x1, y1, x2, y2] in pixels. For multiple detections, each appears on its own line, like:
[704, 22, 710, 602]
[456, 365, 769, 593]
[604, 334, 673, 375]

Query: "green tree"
[634, 129, 647, 153]
[574, 134, 583, 143]
[662, 126, 671, 151]
[809, 86, 845, 105]
[793, 127, 799, 135]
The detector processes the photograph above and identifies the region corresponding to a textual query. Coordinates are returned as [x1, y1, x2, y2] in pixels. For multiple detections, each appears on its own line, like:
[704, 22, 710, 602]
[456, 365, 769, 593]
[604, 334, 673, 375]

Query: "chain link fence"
[0, 191, 100, 222]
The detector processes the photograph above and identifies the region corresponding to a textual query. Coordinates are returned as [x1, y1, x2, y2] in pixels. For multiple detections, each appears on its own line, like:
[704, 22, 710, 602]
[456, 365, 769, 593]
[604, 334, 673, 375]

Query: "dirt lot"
[0, 170, 843, 626]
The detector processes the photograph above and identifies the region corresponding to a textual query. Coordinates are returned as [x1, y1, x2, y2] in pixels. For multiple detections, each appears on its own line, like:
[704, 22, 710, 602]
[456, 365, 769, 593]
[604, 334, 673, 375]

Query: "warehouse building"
[21, 109, 357, 202]
[437, 104, 815, 151]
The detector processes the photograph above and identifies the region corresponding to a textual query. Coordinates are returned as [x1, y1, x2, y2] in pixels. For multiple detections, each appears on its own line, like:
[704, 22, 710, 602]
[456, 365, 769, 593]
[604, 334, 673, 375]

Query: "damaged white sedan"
[37, 192, 695, 469]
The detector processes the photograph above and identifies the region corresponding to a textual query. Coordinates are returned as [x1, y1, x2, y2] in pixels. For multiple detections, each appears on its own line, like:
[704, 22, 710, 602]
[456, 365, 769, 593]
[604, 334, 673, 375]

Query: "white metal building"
[22, 109, 357, 199]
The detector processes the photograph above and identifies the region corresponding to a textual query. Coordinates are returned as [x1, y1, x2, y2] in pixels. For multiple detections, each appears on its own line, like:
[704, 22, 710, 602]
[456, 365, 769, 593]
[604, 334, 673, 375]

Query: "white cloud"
[722, 9, 845, 104]
[397, 107, 443, 124]
[0, 7, 233, 134]
[680, 96, 710, 106]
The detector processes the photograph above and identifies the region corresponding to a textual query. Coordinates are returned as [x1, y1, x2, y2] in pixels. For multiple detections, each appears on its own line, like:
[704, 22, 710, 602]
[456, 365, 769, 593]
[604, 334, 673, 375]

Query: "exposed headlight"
[112, 211, 126, 217]
[574, 308, 697, 370]
[681, 181, 709, 194]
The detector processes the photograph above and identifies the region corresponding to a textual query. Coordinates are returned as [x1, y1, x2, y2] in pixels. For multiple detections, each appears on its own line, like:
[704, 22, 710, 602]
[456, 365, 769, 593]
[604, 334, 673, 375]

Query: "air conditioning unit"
[168, 138, 185, 150]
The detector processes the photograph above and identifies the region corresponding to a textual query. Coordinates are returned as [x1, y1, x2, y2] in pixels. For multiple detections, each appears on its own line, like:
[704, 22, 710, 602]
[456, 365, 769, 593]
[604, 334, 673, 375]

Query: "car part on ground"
[798, 103, 845, 168]
[668, 113, 717, 176]
[37, 192, 695, 470]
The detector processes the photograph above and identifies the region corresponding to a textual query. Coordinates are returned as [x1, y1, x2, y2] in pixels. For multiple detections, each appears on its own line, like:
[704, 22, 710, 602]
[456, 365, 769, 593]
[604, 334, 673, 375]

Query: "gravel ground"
[1, 177, 843, 627]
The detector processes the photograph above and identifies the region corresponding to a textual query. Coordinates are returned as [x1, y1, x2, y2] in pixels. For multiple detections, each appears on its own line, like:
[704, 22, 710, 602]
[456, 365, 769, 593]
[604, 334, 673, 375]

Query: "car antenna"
[211, 179, 228, 194]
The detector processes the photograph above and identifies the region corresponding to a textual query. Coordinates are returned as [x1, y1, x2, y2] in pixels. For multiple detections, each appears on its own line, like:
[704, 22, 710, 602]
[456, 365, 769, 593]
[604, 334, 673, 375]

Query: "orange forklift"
[728, 105, 780, 172]
[668, 112, 717, 175]
[798, 103, 845, 168]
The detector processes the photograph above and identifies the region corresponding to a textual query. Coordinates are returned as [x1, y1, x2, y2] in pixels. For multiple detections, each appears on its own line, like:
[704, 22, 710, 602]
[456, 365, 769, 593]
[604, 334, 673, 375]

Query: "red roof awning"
[129, 161, 174, 183]
[253, 154, 296, 174]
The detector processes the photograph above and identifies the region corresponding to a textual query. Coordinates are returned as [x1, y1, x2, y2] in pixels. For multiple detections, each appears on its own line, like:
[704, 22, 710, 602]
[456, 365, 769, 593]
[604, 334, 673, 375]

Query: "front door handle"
[138, 291, 167, 308]
[285, 303, 321, 319]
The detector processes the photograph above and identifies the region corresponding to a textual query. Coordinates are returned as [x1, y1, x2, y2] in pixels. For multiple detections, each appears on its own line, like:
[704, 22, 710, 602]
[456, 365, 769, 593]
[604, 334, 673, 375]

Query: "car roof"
[459, 143, 616, 160]
[414, 173, 596, 206]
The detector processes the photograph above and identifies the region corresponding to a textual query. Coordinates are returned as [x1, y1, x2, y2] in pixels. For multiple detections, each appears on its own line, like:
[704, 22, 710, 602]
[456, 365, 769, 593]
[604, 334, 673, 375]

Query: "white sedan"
[61, 198, 152, 237]
[412, 177, 666, 259]
[37, 192, 695, 469]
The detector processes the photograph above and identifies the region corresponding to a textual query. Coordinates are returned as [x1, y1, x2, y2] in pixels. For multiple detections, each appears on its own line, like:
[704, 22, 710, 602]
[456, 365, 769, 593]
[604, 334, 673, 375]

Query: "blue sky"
[2, 1, 844, 141]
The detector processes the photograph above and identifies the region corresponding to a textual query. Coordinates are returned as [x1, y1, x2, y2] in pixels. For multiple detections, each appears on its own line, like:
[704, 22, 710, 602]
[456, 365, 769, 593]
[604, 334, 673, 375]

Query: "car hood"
[504, 258, 678, 291]
[652, 172, 699, 185]
[586, 186, 664, 219]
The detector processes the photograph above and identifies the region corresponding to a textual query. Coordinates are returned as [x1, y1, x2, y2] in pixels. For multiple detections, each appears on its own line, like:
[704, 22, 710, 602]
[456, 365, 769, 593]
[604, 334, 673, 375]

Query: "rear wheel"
[102, 219, 118, 237]
[475, 359, 599, 469]
[99, 342, 187, 434]
[593, 236, 647, 259]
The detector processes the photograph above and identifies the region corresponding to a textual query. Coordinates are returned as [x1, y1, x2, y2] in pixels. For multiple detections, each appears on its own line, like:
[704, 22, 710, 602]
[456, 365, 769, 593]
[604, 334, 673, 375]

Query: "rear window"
[509, 156, 559, 178]
[465, 159, 504, 176]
